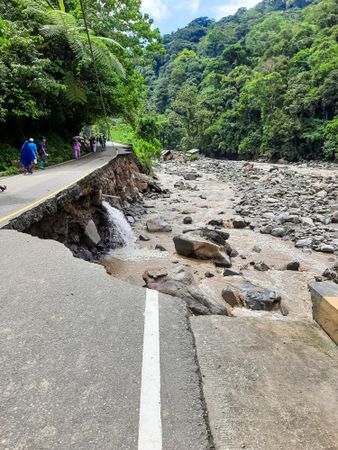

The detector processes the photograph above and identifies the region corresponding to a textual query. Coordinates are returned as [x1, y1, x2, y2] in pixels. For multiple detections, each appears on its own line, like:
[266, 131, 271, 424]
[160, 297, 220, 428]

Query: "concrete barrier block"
[309, 281, 338, 345]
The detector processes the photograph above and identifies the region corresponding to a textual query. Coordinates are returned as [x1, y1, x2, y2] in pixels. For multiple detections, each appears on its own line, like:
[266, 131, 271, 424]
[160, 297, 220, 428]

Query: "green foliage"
[0, 144, 19, 171]
[111, 121, 161, 173]
[0, 0, 161, 170]
[147, 0, 338, 160]
[323, 118, 338, 159]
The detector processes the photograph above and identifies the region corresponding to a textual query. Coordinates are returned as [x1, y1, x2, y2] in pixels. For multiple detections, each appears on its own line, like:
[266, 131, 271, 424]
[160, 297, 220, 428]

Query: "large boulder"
[146, 217, 172, 232]
[143, 266, 228, 315]
[84, 219, 101, 248]
[173, 234, 231, 267]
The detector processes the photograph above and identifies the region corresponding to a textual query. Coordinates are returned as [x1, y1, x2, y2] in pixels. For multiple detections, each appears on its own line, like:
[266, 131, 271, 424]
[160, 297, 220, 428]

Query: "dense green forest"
[1, 0, 337, 173]
[0, 0, 161, 172]
[146, 0, 338, 160]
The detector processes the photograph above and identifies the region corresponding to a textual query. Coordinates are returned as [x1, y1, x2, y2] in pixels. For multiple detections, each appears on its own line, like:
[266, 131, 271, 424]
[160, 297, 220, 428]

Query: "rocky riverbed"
[102, 156, 338, 319]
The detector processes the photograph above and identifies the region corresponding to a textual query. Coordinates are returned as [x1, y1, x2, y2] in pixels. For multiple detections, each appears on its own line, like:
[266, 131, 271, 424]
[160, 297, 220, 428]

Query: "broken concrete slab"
[191, 316, 338, 450]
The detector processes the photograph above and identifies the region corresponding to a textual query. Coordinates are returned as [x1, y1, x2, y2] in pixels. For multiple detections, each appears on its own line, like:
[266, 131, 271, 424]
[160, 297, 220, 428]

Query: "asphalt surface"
[0, 144, 118, 227]
[0, 231, 209, 449]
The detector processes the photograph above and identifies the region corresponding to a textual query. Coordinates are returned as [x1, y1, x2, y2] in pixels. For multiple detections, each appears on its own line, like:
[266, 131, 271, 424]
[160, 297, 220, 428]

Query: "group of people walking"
[73, 135, 107, 160]
[20, 137, 48, 174]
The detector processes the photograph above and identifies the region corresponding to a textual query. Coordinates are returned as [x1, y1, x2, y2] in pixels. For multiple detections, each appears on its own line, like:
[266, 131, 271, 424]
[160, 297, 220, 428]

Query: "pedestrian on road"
[37, 136, 48, 168]
[73, 139, 81, 160]
[102, 135, 107, 149]
[89, 136, 96, 153]
[20, 138, 37, 174]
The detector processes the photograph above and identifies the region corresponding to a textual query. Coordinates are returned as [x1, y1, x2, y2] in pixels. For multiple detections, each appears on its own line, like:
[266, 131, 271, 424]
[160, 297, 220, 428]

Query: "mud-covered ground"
[102, 157, 338, 320]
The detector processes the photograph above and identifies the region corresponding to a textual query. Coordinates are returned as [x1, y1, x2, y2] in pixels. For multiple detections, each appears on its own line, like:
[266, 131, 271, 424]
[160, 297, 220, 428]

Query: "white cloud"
[141, 0, 200, 22]
[213, 0, 259, 19]
[141, 0, 169, 21]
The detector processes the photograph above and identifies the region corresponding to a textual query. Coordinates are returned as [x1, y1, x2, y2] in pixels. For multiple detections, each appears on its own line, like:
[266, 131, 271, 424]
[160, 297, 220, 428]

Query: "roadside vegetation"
[145, 0, 338, 161]
[0, 0, 162, 173]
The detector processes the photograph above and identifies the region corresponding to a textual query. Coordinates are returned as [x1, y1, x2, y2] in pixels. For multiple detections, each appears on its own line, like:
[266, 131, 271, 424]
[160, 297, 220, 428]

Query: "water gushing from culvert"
[103, 201, 135, 247]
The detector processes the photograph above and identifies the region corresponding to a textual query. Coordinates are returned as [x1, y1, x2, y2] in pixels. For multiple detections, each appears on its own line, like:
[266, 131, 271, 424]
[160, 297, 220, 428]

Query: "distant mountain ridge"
[146, 0, 338, 161]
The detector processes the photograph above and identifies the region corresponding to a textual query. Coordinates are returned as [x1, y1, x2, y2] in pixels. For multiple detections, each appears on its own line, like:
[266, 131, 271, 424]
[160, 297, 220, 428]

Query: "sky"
[141, 0, 260, 34]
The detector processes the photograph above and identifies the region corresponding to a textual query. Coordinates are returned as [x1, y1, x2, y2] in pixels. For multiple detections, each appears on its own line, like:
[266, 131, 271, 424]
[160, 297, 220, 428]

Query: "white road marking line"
[138, 289, 162, 450]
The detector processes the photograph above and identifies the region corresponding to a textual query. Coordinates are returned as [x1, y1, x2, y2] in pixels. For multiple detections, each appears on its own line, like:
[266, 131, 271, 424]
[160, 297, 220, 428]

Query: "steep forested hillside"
[148, 0, 338, 160]
[0, 0, 161, 171]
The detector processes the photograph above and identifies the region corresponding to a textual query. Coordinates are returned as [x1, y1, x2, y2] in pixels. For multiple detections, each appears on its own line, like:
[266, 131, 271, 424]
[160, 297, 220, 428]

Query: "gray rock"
[252, 245, 262, 253]
[139, 234, 150, 241]
[319, 244, 335, 253]
[232, 217, 250, 229]
[260, 225, 273, 234]
[155, 244, 167, 252]
[295, 238, 312, 248]
[301, 217, 314, 227]
[286, 261, 300, 271]
[84, 219, 101, 247]
[146, 217, 172, 232]
[199, 228, 230, 246]
[254, 261, 270, 272]
[271, 227, 285, 237]
[183, 216, 193, 224]
[208, 219, 224, 227]
[143, 266, 228, 315]
[244, 288, 281, 311]
[221, 288, 243, 307]
[205, 271, 215, 278]
[77, 249, 93, 261]
[223, 269, 242, 277]
[183, 173, 199, 181]
[173, 233, 231, 267]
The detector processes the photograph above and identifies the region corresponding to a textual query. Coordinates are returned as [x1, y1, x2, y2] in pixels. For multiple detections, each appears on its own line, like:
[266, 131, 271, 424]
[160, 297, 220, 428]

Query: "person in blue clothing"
[20, 138, 37, 174]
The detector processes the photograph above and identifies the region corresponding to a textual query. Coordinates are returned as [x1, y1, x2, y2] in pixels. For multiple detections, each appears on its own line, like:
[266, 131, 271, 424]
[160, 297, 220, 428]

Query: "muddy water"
[102, 160, 334, 319]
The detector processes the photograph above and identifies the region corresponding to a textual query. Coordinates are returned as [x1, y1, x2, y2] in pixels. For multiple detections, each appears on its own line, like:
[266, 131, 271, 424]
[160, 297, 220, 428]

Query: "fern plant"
[22, 0, 125, 79]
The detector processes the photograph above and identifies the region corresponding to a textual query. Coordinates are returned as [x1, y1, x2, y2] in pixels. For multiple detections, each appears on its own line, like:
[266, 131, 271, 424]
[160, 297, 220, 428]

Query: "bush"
[111, 121, 161, 172]
[0, 144, 19, 171]
[323, 118, 338, 160]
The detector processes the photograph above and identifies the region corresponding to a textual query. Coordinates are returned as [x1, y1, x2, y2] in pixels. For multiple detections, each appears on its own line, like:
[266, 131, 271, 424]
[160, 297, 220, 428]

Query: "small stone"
[155, 244, 167, 252]
[139, 234, 150, 241]
[77, 249, 93, 261]
[271, 227, 285, 237]
[252, 245, 262, 253]
[280, 304, 289, 316]
[301, 217, 314, 227]
[254, 261, 270, 272]
[295, 238, 312, 248]
[221, 288, 243, 307]
[260, 225, 273, 234]
[208, 219, 224, 227]
[183, 216, 193, 224]
[286, 261, 300, 271]
[205, 271, 215, 278]
[223, 269, 242, 277]
[319, 244, 335, 253]
[232, 217, 250, 229]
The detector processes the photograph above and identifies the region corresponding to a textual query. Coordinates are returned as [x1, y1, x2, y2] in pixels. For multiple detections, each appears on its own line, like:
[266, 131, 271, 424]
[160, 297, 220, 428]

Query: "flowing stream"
[103, 201, 135, 247]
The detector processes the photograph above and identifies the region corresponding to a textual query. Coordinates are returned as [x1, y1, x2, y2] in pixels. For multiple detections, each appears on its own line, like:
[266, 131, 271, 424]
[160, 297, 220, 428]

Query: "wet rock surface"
[193, 158, 338, 254]
[103, 154, 337, 319]
[143, 266, 228, 315]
